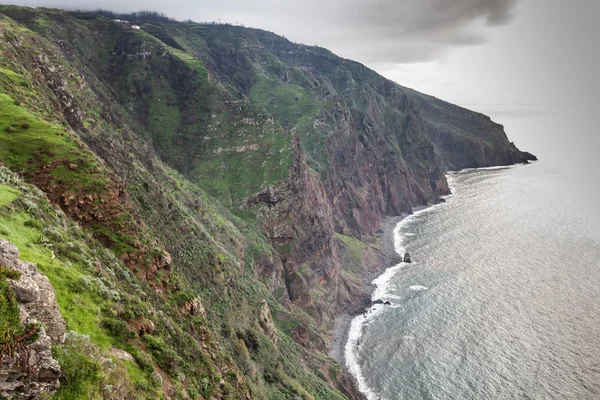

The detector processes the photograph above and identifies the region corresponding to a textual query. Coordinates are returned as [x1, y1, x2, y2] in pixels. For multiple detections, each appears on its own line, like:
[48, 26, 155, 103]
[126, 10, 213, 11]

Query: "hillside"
[0, 6, 535, 400]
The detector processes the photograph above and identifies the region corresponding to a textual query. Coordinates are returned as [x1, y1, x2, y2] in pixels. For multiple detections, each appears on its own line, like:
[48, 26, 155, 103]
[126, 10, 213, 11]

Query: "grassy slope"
[0, 8, 352, 400]
[0, 170, 160, 398]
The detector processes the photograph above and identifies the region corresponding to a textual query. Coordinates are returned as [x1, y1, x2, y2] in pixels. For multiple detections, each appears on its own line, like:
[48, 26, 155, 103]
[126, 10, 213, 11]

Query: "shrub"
[52, 333, 103, 399]
[102, 318, 136, 342]
[144, 335, 182, 376]
[130, 348, 155, 373]
[233, 338, 250, 361]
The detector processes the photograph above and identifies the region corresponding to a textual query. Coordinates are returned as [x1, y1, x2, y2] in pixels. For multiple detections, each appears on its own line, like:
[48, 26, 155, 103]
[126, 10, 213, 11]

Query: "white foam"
[372, 263, 405, 300]
[344, 175, 455, 399]
[448, 165, 515, 173]
[345, 311, 381, 400]
[409, 285, 429, 291]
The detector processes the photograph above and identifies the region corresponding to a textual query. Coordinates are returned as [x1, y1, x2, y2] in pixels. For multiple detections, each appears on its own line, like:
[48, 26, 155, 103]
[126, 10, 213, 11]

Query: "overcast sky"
[5, 0, 600, 173]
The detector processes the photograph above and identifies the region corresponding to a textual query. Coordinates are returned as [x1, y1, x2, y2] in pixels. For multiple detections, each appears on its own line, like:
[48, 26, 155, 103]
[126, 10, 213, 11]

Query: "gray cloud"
[5, 0, 520, 63]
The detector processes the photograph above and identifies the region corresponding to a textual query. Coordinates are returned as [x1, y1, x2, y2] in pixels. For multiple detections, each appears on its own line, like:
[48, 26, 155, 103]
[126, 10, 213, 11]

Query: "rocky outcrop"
[0, 238, 65, 400]
[180, 296, 207, 318]
[246, 137, 339, 319]
[258, 300, 278, 344]
[128, 317, 155, 336]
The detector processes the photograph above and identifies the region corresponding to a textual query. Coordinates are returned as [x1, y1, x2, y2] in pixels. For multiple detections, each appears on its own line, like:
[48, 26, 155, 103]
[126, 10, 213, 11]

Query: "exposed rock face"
[180, 296, 207, 318]
[0, 238, 65, 399]
[258, 300, 278, 344]
[246, 138, 340, 319]
[129, 317, 155, 336]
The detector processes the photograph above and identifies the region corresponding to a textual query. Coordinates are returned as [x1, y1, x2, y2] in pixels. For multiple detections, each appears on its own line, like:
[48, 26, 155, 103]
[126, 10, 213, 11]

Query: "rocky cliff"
[0, 6, 535, 399]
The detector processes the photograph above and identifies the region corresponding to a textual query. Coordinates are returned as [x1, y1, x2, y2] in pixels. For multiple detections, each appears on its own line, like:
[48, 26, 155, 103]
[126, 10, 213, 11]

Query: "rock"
[0, 238, 65, 399]
[11, 274, 40, 303]
[181, 296, 206, 318]
[1, 240, 66, 343]
[372, 299, 384, 305]
[258, 300, 278, 344]
[109, 347, 136, 362]
[403, 252, 412, 263]
[21, 123, 29, 129]
[130, 317, 155, 336]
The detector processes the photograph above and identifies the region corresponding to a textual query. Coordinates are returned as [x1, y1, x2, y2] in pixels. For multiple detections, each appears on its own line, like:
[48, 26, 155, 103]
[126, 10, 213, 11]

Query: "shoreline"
[329, 204, 449, 399]
[329, 205, 451, 399]
[328, 215, 404, 367]
[328, 164, 531, 398]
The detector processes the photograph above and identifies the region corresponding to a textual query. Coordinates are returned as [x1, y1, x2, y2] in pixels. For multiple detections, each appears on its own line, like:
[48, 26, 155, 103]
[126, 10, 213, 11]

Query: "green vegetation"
[0, 94, 104, 191]
[249, 77, 332, 171]
[0, 185, 20, 208]
[335, 233, 367, 265]
[0, 7, 383, 399]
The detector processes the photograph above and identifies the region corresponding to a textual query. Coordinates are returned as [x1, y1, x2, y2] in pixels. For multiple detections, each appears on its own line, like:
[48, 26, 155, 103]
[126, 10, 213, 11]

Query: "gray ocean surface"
[349, 161, 600, 400]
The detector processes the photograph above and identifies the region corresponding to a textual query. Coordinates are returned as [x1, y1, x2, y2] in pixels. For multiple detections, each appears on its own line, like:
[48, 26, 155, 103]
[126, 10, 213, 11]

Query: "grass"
[0, 168, 161, 397]
[249, 77, 332, 170]
[188, 106, 294, 206]
[0, 211, 114, 349]
[335, 233, 367, 265]
[0, 94, 108, 193]
[0, 185, 20, 208]
[0, 10, 371, 399]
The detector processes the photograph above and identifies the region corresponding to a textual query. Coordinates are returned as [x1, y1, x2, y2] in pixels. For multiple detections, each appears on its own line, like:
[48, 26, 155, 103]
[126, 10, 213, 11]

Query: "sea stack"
[403, 252, 412, 263]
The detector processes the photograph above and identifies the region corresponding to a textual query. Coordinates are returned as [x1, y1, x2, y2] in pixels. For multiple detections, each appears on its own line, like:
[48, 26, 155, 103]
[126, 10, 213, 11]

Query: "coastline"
[329, 203, 452, 398]
[329, 165, 527, 398]
[328, 215, 403, 368]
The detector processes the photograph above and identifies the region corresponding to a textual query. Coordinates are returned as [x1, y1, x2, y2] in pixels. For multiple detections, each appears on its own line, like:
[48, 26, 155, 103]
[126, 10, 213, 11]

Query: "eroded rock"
[181, 296, 206, 318]
[258, 300, 278, 344]
[129, 317, 155, 336]
[0, 238, 65, 399]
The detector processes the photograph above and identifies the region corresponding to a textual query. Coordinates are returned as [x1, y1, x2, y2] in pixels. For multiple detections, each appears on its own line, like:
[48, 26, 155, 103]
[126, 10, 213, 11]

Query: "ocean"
[345, 160, 600, 399]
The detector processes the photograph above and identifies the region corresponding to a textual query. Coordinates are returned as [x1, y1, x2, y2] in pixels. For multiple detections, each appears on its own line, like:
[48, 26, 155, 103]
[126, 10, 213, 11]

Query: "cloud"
[4, 0, 520, 63]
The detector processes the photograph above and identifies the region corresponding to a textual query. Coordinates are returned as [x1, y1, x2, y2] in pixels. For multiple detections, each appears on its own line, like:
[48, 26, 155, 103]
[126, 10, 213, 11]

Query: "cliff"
[0, 6, 535, 399]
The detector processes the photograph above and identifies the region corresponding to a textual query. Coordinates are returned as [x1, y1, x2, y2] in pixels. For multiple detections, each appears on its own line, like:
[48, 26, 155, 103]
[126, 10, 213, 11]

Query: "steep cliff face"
[402, 88, 537, 170]
[0, 6, 535, 399]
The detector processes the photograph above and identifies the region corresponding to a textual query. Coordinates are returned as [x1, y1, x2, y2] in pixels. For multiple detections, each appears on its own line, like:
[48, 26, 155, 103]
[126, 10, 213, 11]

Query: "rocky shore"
[329, 216, 404, 367]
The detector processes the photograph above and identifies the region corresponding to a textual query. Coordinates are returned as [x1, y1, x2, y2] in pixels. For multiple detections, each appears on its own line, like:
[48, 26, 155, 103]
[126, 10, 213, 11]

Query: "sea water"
[346, 161, 600, 399]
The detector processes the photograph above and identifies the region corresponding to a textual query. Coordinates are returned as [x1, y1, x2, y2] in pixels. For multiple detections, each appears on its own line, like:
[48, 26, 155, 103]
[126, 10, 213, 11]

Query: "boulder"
[109, 347, 136, 362]
[181, 296, 206, 318]
[0, 238, 65, 399]
[403, 252, 412, 263]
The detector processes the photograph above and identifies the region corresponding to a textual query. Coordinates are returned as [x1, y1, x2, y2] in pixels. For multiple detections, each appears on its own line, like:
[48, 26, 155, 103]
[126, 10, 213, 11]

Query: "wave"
[409, 285, 429, 291]
[448, 165, 516, 174]
[344, 183, 455, 400]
